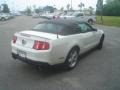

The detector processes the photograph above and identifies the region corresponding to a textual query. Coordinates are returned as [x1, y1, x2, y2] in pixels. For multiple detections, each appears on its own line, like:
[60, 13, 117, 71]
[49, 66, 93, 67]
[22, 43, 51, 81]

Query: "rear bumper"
[11, 43, 54, 65]
[12, 53, 50, 67]
[11, 43, 65, 66]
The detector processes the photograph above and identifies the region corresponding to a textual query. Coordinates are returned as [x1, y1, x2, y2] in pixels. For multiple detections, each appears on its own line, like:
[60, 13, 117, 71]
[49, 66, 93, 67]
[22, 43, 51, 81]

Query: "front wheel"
[88, 19, 93, 25]
[97, 34, 105, 50]
[64, 47, 79, 70]
[1, 17, 6, 21]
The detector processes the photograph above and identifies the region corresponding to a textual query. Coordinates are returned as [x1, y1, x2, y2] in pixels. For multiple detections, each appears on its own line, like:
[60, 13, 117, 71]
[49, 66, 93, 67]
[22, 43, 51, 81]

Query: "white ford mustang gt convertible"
[11, 19, 105, 70]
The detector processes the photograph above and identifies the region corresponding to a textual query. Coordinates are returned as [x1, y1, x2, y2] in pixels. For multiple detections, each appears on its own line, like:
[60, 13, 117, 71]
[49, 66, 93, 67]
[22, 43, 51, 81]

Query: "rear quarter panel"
[50, 35, 85, 64]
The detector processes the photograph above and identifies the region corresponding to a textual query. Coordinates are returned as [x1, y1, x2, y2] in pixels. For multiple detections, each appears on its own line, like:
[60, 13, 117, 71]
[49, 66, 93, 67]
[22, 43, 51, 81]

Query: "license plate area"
[17, 49, 26, 58]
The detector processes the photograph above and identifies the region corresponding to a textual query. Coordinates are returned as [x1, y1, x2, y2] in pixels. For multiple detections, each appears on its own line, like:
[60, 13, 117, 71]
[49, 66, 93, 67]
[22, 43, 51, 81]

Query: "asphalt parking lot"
[0, 16, 120, 90]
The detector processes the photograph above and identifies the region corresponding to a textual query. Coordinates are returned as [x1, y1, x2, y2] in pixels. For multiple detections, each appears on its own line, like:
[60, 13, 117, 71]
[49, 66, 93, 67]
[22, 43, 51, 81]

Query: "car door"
[75, 13, 84, 21]
[77, 23, 97, 50]
[85, 23, 100, 45]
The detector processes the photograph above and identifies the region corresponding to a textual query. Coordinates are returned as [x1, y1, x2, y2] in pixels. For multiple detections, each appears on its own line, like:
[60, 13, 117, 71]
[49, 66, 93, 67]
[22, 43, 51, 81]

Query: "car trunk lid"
[14, 30, 62, 49]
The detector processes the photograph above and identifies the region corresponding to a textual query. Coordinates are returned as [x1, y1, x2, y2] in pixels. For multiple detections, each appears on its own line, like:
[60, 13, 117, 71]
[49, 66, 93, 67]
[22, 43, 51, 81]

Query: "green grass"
[96, 16, 120, 27]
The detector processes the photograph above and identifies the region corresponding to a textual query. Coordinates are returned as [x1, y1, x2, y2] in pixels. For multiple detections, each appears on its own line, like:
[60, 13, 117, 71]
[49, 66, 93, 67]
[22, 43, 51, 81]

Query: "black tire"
[1, 17, 6, 21]
[88, 19, 93, 25]
[64, 47, 79, 70]
[97, 34, 105, 50]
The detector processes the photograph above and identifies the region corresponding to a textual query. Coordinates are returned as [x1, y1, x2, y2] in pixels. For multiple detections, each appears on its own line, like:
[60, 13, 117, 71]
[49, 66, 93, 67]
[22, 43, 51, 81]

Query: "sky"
[0, 0, 105, 11]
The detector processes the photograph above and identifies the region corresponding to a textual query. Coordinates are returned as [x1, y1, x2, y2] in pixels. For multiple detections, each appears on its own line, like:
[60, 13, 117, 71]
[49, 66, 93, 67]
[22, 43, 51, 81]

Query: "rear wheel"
[88, 19, 93, 25]
[1, 17, 6, 21]
[97, 34, 105, 50]
[64, 47, 79, 70]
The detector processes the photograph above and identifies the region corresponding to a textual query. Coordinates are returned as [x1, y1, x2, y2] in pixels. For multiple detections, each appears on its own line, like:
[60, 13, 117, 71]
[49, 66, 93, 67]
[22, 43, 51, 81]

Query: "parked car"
[59, 12, 74, 19]
[11, 19, 105, 70]
[0, 13, 10, 21]
[13, 12, 22, 16]
[7, 13, 15, 19]
[60, 12, 96, 24]
[40, 13, 55, 19]
[52, 12, 63, 19]
[32, 13, 40, 18]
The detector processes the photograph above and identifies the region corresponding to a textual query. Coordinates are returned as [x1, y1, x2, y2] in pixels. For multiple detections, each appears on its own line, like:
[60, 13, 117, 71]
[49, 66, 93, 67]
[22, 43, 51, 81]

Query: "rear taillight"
[53, 16, 55, 19]
[33, 40, 49, 50]
[12, 36, 17, 43]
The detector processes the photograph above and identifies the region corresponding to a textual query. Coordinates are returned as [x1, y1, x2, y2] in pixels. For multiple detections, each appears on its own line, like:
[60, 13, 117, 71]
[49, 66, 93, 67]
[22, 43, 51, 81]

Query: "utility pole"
[101, 0, 103, 24]
[71, 0, 72, 10]
[97, 0, 103, 24]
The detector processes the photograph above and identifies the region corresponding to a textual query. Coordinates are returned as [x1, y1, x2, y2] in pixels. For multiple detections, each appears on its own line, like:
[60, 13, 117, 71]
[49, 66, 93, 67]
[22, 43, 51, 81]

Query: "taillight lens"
[12, 36, 17, 43]
[33, 41, 49, 50]
[53, 16, 55, 19]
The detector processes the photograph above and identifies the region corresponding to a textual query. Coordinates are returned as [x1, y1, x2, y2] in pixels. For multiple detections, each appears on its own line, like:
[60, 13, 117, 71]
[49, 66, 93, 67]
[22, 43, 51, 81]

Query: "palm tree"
[66, 4, 70, 11]
[78, 2, 84, 11]
[89, 6, 94, 15]
[60, 7, 64, 11]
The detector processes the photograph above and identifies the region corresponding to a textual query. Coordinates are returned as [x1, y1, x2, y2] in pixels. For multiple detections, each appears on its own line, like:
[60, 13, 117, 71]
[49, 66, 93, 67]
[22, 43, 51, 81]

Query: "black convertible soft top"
[36, 19, 88, 36]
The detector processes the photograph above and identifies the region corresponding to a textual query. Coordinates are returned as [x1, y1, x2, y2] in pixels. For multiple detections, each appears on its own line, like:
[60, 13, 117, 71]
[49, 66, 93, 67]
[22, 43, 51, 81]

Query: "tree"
[89, 6, 94, 15]
[2, 4, 10, 13]
[60, 7, 64, 11]
[66, 4, 70, 11]
[43, 6, 55, 13]
[106, 0, 114, 3]
[70, 7, 73, 11]
[25, 7, 32, 15]
[96, 0, 103, 14]
[78, 2, 84, 11]
[35, 9, 40, 14]
[33, 5, 36, 10]
[96, 0, 120, 16]
[102, 0, 120, 16]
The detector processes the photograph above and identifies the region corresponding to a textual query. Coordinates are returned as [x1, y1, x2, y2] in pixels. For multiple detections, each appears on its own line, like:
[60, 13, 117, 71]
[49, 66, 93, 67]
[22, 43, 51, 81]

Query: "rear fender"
[64, 41, 82, 61]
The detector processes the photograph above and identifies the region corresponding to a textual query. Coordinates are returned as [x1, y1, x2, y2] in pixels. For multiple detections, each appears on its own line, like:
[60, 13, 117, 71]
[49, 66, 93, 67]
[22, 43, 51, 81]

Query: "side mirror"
[92, 28, 97, 31]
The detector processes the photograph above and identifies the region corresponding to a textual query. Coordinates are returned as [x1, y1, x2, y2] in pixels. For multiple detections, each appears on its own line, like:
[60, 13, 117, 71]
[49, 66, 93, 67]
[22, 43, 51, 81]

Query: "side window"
[70, 25, 81, 34]
[76, 13, 83, 17]
[78, 23, 92, 33]
[61, 25, 81, 35]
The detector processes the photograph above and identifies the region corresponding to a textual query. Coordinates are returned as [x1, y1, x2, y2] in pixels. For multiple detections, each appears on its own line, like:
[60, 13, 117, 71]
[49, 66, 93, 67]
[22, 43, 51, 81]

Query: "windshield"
[33, 23, 64, 34]
[60, 13, 67, 16]
[67, 12, 74, 16]
[72, 12, 83, 16]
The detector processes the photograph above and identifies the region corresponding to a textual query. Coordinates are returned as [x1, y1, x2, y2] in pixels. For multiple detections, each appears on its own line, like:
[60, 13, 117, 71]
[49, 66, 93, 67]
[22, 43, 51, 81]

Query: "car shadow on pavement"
[78, 47, 97, 62]
[16, 47, 98, 78]
[35, 47, 98, 76]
